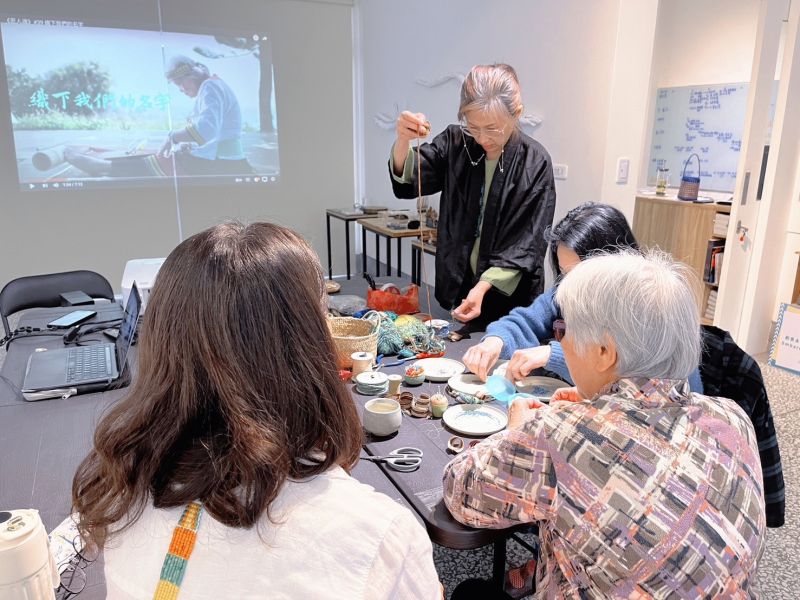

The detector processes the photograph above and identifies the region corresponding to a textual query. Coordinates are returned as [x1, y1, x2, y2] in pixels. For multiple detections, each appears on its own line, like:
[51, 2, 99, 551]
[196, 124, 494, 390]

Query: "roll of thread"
[356, 381, 389, 396]
[351, 351, 374, 376]
[387, 374, 403, 395]
[354, 372, 389, 396]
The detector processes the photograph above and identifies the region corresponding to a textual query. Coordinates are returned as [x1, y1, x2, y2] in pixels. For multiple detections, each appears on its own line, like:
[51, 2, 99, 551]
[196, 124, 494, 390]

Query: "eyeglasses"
[459, 120, 507, 142]
[56, 534, 99, 600]
[553, 319, 566, 342]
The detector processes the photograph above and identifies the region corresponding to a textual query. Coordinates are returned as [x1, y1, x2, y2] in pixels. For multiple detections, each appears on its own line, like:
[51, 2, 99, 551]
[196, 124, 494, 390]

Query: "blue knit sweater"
[483, 287, 704, 393]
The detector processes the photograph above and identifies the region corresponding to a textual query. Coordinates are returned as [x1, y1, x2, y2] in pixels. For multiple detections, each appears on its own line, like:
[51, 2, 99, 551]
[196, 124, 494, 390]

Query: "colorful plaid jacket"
[700, 325, 785, 527]
[443, 378, 766, 599]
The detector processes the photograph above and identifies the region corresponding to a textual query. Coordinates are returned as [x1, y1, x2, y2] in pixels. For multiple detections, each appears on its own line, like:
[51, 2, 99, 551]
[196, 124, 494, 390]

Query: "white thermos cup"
[0, 509, 59, 599]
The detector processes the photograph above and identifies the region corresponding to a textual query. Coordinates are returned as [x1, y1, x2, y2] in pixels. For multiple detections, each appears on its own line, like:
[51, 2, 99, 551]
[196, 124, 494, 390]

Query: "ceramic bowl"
[363, 398, 402, 437]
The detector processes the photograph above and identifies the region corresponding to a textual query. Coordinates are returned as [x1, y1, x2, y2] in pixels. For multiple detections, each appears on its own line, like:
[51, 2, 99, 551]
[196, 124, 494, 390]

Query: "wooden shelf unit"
[632, 194, 731, 324]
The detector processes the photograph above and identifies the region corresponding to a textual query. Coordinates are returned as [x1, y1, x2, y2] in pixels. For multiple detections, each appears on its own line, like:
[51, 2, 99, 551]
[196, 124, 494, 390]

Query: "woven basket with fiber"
[328, 317, 379, 368]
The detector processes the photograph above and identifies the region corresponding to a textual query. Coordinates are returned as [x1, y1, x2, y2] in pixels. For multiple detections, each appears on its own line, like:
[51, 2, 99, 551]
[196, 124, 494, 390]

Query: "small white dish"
[442, 404, 508, 436]
[424, 319, 449, 329]
[447, 373, 488, 397]
[414, 357, 465, 382]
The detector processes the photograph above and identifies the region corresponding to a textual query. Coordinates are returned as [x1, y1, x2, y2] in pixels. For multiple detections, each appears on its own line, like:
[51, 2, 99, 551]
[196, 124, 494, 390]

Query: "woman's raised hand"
[396, 111, 431, 144]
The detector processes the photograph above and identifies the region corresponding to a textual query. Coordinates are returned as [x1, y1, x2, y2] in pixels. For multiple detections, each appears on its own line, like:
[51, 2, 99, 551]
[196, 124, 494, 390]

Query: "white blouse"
[103, 467, 440, 599]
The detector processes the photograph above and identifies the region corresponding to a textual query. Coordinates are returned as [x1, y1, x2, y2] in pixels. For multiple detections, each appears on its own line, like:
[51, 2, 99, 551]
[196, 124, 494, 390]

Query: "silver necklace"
[462, 140, 484, 167]
[462, 142, 504, 173]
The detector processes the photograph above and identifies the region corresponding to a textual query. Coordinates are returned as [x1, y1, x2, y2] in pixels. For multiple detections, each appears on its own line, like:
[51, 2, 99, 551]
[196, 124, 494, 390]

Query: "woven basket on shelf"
[328, 316, 379, 369]
[677, 153, 701, 201]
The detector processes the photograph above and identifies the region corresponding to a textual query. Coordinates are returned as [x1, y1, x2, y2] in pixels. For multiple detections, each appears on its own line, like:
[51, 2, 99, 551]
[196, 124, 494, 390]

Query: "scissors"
[360, 447, 423, 472]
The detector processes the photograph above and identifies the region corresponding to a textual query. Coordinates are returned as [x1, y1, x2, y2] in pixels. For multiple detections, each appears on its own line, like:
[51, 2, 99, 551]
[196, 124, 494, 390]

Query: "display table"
[357, 217, 435, 278]
[325, 208, 377, 280]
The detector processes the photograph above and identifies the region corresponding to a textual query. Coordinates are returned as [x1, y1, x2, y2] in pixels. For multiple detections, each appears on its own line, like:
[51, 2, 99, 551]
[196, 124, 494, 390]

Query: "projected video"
[1, 19, 279, 190]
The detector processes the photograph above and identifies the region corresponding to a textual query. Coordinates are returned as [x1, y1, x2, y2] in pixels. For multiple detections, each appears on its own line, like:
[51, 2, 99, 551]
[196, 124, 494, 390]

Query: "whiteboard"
[647, 83, 748, 193]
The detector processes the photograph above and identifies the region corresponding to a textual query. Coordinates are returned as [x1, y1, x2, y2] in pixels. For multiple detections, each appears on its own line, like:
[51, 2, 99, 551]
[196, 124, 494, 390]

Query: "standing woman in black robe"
[389, 63, 556, 333]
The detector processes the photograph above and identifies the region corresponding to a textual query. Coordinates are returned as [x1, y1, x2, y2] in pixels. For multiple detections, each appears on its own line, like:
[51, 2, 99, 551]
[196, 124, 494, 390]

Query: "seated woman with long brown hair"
[72, 222, 440, 599]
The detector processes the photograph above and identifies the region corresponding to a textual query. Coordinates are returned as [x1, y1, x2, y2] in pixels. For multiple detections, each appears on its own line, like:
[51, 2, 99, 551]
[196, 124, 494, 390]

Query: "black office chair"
[0, 270, 115, 336]
[699, 324, 785, 528]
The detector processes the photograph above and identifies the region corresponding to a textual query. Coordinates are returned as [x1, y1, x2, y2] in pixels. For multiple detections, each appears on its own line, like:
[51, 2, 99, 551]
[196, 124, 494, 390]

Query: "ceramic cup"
[387, 374, 403, 395]
[363, 398, 402, 437]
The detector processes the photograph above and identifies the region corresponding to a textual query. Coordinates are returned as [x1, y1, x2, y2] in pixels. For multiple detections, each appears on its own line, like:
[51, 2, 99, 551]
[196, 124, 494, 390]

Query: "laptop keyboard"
[66, 345, 113, 383]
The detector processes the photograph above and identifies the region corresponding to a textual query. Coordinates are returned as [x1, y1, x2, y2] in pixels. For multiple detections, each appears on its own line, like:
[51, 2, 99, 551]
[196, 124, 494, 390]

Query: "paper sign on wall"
[768, 303, 800, 375]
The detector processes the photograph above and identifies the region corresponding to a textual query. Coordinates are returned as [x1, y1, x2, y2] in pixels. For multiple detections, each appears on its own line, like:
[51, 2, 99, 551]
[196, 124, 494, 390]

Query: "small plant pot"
[403, 366, 425, 386]
[403, 373, 425, 386]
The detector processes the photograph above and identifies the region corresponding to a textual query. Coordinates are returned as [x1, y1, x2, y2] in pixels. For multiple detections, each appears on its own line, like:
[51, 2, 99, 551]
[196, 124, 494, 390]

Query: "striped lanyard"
[475, 182, 485, 238]
[153, 502, 203, 600]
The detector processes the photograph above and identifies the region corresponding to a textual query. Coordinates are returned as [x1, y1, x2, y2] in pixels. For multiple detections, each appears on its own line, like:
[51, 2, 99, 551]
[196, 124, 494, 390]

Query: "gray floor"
[2, 305, 798, 598]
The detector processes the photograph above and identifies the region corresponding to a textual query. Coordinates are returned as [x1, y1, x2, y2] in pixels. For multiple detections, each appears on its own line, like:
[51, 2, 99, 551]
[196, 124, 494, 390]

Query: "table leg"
[345, 221, 351, 280]
[375, 233, 381, 277]
[397, 238, 402, 277]
[492, 538, 507, 585]
[326, 214, 332, 280]
[362, 226, 367, 274]
[386, 236, 392, 276]
[411, 246, 418, 285]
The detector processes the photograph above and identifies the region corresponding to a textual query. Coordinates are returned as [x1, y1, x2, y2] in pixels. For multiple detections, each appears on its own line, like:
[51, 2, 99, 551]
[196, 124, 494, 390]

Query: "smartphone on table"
[46, 310, 97, 329]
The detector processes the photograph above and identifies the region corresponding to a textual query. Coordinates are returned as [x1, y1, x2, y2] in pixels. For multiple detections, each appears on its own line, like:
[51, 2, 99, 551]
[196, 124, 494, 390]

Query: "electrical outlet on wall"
[616, 157, 630, 184]
[553, 164, 568, 180]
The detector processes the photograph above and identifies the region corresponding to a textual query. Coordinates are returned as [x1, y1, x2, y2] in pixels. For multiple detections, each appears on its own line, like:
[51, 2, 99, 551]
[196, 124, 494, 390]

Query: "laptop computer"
[21, 284, 142, 400]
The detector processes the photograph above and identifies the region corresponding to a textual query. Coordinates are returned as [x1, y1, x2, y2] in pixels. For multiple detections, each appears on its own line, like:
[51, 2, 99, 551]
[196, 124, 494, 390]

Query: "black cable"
[0, 329, 67, 349]
[0, 317, 124, 349]
[62, 319, 124, 346]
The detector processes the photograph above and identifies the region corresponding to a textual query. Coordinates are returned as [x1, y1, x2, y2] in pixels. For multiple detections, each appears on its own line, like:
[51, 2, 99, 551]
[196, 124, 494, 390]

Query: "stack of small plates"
[409, 394, 430, 418]
[355, 371, 389, 396]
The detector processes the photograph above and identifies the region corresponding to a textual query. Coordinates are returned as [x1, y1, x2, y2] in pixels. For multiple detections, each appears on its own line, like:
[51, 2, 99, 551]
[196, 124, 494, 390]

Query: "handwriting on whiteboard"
[648, 83, 748, 192]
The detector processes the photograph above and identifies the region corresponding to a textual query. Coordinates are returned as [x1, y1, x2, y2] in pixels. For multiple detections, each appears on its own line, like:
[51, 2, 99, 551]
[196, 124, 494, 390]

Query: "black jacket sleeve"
[389, 130, 451, 199]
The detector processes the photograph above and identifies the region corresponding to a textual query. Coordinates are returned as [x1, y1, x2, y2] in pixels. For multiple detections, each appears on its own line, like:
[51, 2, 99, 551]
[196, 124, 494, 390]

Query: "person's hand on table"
[505, 345, 552, 382]
[551, 387, 583, 403]
[507, 396, 545, 430]
[462, 336, 503, 382]
[451, 281, 491, 323]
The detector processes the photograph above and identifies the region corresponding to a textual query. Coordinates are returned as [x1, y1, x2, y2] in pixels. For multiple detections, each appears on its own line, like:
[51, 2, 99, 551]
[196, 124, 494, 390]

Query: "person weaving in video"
[63, 55, 253, 178]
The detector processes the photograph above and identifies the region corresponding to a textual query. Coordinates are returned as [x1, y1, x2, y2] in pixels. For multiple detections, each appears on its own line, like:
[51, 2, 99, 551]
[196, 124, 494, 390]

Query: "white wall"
[651, 0, 760, 88]
[639, 0, 760, 193]
[599, 0, 659, 216]
[0, 0, 355, 289]
[357, 0, 623, 285]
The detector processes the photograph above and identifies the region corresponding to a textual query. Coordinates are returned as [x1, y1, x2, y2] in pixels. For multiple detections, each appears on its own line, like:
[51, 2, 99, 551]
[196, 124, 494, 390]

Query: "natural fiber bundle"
[363, 311, 404, 356]
[394, 314, 429, 343]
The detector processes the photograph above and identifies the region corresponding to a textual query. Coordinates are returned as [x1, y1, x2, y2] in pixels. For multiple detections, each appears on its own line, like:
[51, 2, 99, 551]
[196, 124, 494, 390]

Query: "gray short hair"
[554, 249, 701, 380]
[457, 63, 523, 122]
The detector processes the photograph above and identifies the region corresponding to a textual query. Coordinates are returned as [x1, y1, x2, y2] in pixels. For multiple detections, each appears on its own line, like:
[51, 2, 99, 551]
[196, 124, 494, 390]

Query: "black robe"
[390, 124, 556, 310]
